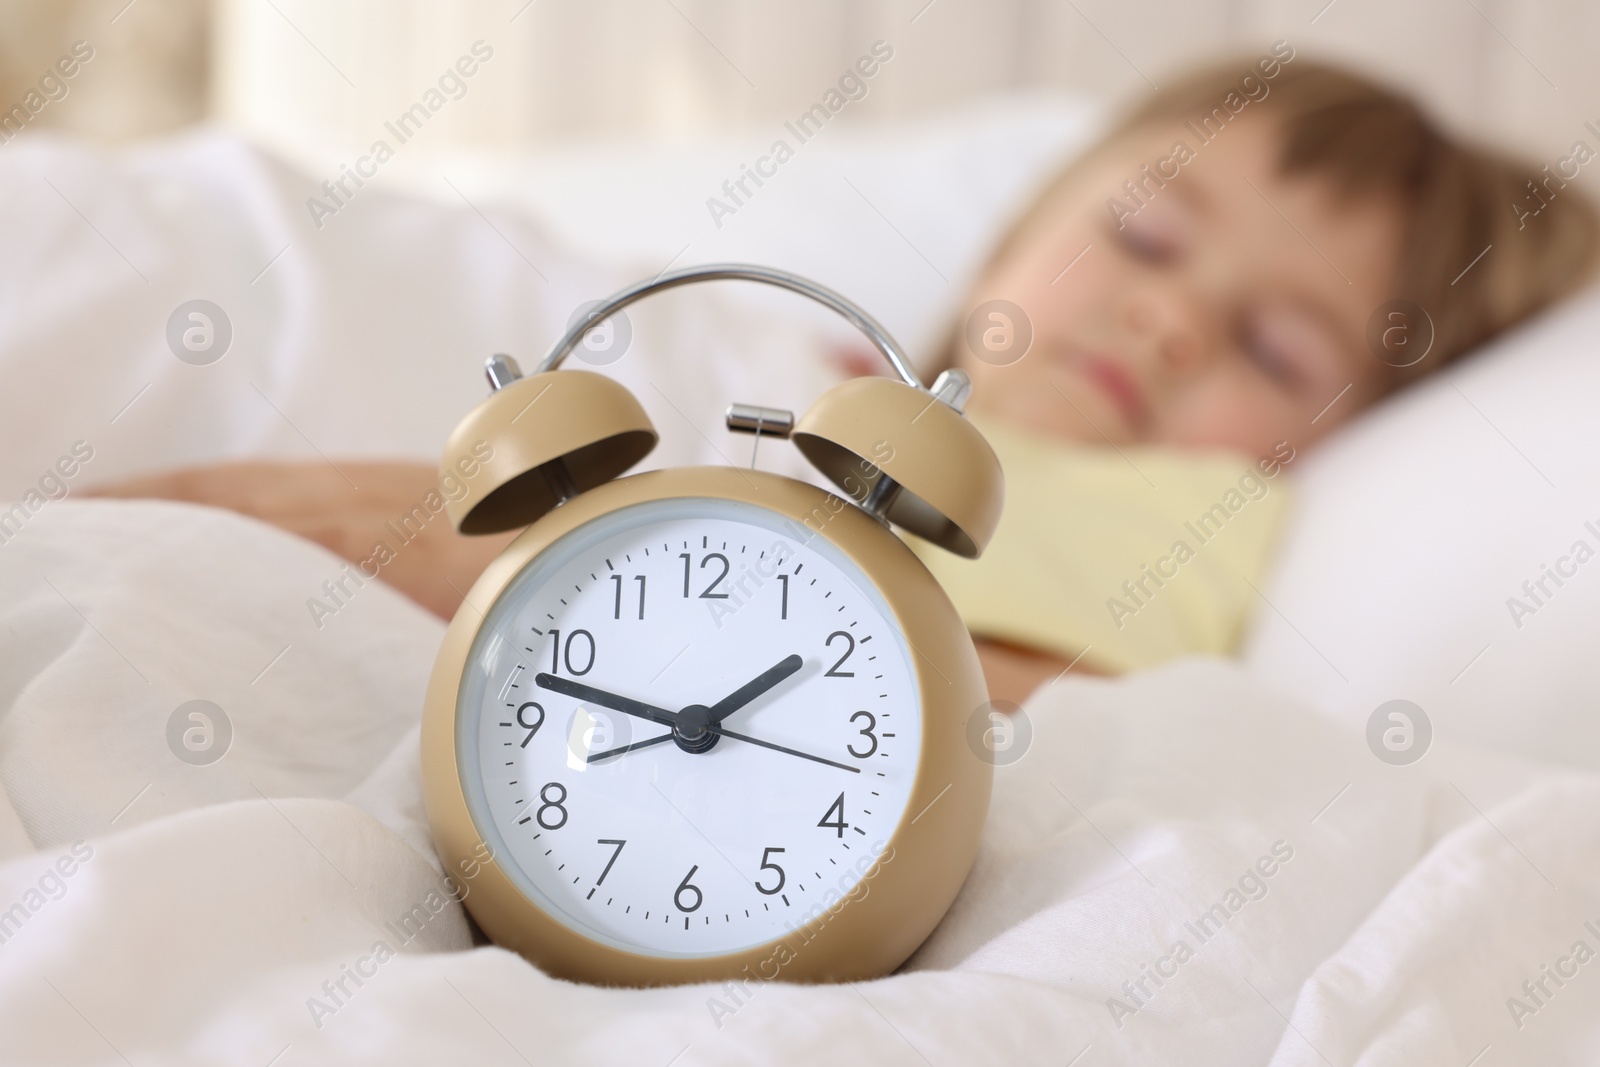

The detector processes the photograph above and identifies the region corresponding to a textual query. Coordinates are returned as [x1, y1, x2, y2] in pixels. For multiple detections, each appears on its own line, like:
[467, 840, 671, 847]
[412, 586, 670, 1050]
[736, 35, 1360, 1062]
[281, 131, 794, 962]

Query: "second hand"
[585, 724, 859, 772]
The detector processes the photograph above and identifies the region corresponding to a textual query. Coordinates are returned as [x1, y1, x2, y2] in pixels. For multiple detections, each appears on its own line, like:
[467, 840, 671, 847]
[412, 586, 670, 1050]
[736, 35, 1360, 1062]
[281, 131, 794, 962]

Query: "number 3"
[847, 710, 877, 758]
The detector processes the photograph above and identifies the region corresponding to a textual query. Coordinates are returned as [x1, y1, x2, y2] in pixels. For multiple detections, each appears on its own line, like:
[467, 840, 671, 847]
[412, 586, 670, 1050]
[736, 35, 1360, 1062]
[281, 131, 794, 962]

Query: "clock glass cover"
[456, 496, 922, 958]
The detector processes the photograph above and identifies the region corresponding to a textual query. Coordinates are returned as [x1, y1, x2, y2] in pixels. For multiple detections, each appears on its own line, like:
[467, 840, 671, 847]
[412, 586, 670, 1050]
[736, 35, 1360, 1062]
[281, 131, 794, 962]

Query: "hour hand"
[533, 673, 680, 728]
[706, 654, 804, 725]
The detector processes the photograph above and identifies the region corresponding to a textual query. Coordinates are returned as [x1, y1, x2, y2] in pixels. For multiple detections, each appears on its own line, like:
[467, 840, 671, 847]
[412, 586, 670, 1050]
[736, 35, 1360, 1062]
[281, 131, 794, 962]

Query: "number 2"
[824, 631, 855, 677]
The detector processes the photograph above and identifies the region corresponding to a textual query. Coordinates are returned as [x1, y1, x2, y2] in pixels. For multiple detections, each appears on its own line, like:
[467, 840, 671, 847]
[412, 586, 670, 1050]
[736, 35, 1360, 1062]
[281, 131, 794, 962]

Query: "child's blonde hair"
[996, 56, 1600, 387]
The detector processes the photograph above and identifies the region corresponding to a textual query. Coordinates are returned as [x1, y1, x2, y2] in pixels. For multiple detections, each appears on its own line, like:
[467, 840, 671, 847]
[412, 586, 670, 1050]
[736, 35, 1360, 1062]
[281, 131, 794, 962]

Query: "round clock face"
[456, 497, 922, 958]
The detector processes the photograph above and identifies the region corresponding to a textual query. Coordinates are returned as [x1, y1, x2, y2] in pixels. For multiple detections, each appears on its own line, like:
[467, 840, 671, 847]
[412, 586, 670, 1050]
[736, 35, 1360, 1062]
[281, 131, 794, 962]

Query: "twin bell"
[437, 265, 1003, 560]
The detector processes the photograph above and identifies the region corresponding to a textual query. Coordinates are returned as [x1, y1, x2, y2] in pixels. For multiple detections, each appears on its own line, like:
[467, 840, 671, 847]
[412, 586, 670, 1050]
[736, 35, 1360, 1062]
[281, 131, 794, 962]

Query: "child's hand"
[972, 637, 1096, 705]
[828, 342, 893, 380]
[85, 461, 516, 619]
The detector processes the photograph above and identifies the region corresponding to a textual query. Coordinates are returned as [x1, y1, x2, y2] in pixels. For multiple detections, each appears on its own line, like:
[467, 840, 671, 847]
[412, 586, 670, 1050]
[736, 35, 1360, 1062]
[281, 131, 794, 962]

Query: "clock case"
[422, 265, 1004, 985]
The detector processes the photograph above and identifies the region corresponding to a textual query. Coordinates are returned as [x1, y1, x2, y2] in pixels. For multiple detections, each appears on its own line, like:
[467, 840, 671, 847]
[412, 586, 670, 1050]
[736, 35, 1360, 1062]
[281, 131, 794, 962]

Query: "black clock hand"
[587, 733, 675, 763]
[706, 653, 804, 725]
[533, 673, 681, 729]
[706, 724, 861, 773]
[539, 667, 854, 771]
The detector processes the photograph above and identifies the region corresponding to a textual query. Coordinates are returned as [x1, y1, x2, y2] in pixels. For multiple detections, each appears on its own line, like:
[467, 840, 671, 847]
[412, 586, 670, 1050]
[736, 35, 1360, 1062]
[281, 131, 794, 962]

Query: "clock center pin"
[672, 704, 720, 754]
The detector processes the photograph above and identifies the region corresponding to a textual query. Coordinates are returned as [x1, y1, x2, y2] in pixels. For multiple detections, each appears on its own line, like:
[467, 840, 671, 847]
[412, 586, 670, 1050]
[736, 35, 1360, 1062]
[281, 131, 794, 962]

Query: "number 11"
[611, 574, 645, 619]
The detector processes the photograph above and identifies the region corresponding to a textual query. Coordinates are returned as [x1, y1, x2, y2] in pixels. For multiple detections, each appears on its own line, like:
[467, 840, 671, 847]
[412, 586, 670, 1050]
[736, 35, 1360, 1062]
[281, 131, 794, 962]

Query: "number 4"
[818, 792, 848, 838]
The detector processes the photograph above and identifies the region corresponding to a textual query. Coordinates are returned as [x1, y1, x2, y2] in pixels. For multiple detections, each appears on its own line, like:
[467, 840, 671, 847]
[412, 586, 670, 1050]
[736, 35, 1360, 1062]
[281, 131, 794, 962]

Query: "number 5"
[755, 847, 786, 895]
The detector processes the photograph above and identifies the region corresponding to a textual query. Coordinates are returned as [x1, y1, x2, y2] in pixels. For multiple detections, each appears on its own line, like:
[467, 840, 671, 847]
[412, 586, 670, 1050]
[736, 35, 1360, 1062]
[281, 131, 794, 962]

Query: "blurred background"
[0, 0, 1592, 159]
[7, 0, 1600, 771]
[9, 0, 1595, 359]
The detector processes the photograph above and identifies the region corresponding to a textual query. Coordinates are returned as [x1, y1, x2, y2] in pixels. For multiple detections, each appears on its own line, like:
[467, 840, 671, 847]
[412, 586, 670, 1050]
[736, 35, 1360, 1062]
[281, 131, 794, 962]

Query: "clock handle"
[535, 263, 927, 391]
[484, 262, 1001, 557]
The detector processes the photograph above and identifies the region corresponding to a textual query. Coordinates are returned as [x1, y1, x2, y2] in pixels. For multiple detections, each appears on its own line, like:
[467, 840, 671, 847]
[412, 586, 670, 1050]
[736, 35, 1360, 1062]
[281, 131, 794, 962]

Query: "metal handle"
[535, 263, 926, 391]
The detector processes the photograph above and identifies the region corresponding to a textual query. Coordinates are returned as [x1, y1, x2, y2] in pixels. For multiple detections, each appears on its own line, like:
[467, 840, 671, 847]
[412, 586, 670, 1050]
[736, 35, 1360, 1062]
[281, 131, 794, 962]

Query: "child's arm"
[86, 462, 516, 619]
[972, 638, 1093, 706]
[89, 462, 1085, 704]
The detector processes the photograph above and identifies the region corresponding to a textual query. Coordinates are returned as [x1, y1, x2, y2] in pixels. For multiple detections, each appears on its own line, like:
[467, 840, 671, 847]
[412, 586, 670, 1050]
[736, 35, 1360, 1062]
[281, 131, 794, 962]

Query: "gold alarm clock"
[422, 264, 1003, 985]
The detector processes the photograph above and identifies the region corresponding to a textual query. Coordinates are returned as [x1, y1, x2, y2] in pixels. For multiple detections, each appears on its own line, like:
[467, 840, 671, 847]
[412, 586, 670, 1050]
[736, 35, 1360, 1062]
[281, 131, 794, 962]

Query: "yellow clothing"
[911, 417, 1295, 674]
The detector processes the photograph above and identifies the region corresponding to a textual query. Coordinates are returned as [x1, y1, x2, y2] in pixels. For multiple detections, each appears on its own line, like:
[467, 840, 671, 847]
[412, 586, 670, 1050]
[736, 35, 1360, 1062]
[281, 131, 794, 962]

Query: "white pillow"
[1243, 284, 1600, 769]
[422, 94, 1101, 368]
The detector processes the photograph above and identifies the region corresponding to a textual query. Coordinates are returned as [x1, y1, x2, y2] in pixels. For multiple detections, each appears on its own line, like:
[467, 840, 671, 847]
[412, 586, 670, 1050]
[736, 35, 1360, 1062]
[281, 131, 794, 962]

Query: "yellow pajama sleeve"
[910, 417, 1294, 675]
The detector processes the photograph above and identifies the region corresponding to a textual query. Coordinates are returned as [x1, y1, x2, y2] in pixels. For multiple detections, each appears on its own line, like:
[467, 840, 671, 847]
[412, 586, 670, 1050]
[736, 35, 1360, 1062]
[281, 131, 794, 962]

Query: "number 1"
[777, 573, 788, 620]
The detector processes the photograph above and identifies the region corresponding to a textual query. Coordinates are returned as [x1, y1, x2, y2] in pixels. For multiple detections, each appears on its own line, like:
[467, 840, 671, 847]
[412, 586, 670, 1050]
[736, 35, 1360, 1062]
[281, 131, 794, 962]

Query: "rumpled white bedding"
[2, 501, 1598, 1065]
[3, 129, 1599, 1065]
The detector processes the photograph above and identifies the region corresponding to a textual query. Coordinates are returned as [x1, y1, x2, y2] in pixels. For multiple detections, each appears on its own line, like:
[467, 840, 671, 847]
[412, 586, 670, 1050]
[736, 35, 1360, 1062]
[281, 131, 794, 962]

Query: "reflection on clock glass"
[457, 497, 922, 958]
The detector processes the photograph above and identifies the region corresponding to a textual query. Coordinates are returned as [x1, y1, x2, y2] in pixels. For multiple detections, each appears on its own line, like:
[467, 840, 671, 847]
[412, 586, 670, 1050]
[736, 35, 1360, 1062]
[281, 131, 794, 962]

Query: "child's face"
[956, 117, 1400, 457]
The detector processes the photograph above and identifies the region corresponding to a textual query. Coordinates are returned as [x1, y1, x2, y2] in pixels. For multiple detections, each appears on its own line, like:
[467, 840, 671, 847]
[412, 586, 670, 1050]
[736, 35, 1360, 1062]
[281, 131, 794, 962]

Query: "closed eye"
[1111, 211, 1180, 265]
[1243, 331, 1303, 389]
[1242, 305, 1343, 396]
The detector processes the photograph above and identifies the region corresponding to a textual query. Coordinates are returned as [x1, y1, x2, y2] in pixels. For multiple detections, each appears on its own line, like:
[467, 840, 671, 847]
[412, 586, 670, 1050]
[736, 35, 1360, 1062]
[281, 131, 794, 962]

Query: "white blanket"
[2, 500, 1597, 1066]
[4, 128, 1599, 1066]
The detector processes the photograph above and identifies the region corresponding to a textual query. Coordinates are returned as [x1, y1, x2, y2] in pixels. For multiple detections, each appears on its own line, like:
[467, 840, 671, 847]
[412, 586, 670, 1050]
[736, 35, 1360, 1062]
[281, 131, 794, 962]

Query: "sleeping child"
[90, 54, 1599, 703]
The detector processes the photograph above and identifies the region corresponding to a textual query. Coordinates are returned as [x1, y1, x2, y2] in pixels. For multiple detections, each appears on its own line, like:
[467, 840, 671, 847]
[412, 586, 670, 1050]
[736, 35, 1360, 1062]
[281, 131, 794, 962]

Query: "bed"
[2, 104, 1598, 1065]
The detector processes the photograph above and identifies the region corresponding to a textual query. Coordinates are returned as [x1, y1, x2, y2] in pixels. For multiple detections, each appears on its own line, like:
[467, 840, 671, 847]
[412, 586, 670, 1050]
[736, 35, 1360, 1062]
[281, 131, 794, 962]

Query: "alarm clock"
[422, 264, 1003, 985]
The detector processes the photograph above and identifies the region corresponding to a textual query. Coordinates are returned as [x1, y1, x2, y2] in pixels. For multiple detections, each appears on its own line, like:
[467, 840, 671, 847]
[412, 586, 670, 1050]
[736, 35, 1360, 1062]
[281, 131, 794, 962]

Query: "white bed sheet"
[3, 125, 1599, 1066]
[3, 500, 1598, 1066]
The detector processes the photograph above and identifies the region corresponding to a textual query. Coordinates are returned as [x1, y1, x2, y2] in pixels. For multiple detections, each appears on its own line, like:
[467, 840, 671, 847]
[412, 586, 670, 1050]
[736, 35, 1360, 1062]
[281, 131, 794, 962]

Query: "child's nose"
[1160, 333, 1204, 372]
[1123, 295, 1207, 374]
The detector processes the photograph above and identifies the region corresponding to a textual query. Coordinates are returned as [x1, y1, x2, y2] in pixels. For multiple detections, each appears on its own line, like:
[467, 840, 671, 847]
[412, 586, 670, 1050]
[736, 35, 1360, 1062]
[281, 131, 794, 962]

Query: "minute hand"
[533, 673, 680, 728]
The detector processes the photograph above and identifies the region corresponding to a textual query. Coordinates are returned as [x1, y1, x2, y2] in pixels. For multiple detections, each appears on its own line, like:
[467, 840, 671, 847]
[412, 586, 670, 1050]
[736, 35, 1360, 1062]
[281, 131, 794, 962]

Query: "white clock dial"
[456, 497, 922, 958]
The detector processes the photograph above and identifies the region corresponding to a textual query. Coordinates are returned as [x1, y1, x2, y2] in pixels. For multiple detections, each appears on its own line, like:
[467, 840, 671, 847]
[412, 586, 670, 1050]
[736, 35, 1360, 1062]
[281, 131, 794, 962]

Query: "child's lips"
[1079, 356, 1148, 426]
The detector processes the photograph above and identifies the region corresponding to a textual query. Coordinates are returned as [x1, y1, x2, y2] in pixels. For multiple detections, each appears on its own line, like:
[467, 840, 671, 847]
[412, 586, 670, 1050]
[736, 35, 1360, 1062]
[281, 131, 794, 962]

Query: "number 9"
[517, 702, 545, 748]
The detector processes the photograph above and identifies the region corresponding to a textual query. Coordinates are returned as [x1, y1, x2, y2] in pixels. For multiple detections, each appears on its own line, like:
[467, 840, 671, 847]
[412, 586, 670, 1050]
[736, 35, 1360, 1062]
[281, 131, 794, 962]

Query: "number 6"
[674, 866, 703, 912]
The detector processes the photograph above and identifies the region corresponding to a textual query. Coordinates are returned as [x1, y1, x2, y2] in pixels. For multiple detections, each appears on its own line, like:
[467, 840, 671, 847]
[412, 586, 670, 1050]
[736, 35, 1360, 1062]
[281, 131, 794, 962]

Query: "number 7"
[596, 838, 626, 885]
